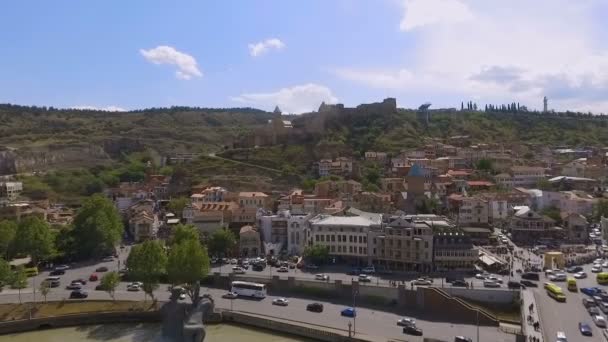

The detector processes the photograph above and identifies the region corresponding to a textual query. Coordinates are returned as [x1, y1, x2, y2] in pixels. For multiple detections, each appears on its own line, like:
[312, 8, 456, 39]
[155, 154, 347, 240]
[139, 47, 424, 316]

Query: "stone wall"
[441, 287, 519, 304]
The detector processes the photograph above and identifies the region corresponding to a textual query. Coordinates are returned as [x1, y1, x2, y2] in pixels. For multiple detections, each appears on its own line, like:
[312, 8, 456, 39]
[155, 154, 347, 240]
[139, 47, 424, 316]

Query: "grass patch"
[0, 300, 157, 321]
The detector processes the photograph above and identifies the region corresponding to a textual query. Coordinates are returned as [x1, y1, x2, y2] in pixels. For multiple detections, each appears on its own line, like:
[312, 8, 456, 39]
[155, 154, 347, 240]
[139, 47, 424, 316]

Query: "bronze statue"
[161, 285, 214, 342]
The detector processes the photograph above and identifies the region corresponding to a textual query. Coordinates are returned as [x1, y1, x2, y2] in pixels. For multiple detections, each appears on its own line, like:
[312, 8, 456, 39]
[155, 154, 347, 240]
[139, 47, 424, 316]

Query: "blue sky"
[1, 0, 608, 113]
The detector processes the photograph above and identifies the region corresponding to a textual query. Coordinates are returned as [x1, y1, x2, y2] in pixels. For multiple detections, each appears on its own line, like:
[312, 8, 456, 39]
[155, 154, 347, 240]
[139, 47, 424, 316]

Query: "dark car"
[69, 290, 88, 299]
[95, 266, 109, 272]
[347, 268, 361, 276]
[454, 337, 473, 342]
[520, 280, 538, 288]
[579, 322, 592, 336]
[306, 303, 324, 313]
[403, 326, 423, 336]
[49, 269, 65, 276]
[95, 284, 104, 291]
[521, 272, 540, 281]
[508, 281, 524, 289]
[567, 266, 583, 273]
[451, 280, 467, 287]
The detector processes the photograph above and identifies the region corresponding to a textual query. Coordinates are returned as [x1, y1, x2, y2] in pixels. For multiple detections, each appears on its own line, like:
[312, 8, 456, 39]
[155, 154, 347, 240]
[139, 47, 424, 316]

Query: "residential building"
[0, 181, 22, 201]
[561, 158, 607, 179]
[353, 192, 392, 213]
[460, 227, 493, 245]
[364, 151, 388, 162]
[560, 212, 588, 243]
[287, 213, 313, 255]
[510, 166, 546, 187]
[369, 216, 434, 272]
[433, 232, 479, 271]
[258, 210, 290, 254]
[559, 191, 597, 216]
[129, 210, 158, 242]
[183, 201, 238, 236]
[239, 225, 261, 257]
[448, 195, 489, 227]
[316, 157, 353, 177]
[238, 192, 271, 209]
[508, 206, 559, 243]
[548, 176, 598, 192]
[381, 178, 405, 193]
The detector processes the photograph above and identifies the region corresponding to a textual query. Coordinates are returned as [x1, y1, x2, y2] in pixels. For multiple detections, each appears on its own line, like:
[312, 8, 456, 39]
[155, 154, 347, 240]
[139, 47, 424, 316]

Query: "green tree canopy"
[167, 239, 210, 302]
[0, 258, 11, 285]
[100, 271, 121, 301]
[541, 206, 562, 224]
[168, 197, 189, 218]
[536, 179, 553, 191]
[0, 220, 17, 258]
[126, 240, 167, 300]
[303, 245, 330, 265]
[71, 194, 123, 259]
[171, 224, 199, 245]
[475, 159, 493, 172]
[207, 228, 236, 257]
[12, 216, 55, 264]
[593, 199, 608, 222]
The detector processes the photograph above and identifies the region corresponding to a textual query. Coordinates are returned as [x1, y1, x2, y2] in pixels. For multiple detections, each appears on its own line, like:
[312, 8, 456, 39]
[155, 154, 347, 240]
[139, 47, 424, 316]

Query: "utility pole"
[353, 289, 358, 335]
[477, 308, 480, 342]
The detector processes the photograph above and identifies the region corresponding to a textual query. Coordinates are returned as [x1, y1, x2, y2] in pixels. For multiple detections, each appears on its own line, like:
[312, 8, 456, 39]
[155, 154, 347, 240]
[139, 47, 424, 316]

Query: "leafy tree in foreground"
[39, 280, 51, 302]
[12, 216, 55, 264]
[171, 224, 199, 246]
[593, 199, 608, 222]
[0, 220, 17, 259]
[168, 197, 189, 218]
[72, 194, 123, 259]
[303, 245, 330, 265]
[0, 258, 11, 286]
[10, 266, 28, 303]
[126, 240, 167, 301]
[100, 271, 120, 301]
[207, 228, 236, 257]
[167, 239, 210, 303]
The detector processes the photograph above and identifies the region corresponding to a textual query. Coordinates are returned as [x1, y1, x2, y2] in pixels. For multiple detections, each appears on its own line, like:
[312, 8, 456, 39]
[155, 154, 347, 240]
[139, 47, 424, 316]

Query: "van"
[567, 278, 577, 292]
[597, 272, 608, 285]
[556, 331, 567, 342]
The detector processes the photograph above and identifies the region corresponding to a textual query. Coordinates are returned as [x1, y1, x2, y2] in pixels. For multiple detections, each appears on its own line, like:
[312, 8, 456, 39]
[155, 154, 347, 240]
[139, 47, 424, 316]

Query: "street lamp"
[352, 289, 358, 335]
[476, 308, 480, 342]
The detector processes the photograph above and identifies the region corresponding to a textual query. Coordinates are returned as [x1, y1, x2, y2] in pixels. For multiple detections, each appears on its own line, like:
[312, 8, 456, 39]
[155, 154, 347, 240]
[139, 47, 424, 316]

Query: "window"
[331, 235, 335, 242]
[349, 246, 353, 253]
[358, 236, 362, 243]
[363, 236, 367, 243]
[326, 234, 330, 242]
[315, 235, 319, 242]
[424, 241, 429, 248]
[358, 247, 362, 254]
[320, 235, 324, 242]
[349, 236, 353, 243]
[373, 248, 376, 255]
[330, 245, 335, 252]
[343, 235, 346, 241]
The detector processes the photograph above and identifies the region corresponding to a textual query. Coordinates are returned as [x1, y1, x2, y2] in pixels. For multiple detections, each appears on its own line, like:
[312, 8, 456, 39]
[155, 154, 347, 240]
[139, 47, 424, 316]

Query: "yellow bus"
[546, 283, 566, 302]
[597, 272, 608, 285]
[567, 277, 577, 292]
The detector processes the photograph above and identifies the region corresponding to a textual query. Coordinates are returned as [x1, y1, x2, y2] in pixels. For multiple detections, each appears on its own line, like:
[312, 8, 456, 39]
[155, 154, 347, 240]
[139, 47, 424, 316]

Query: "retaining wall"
[441, 287, 519, 304]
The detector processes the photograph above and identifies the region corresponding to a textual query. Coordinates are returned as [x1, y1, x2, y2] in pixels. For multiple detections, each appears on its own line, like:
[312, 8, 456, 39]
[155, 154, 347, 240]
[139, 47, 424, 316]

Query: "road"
[0, 248, 514, 342]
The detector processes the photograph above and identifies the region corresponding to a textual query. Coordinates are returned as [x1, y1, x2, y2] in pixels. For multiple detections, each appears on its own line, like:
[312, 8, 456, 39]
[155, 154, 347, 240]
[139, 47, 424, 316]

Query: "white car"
[556, 331, 567, 342]
[272, 298, 289, 306]
[230, 259, 238, 265]
[127, 284, 140, 291]
[413, 278, 432, 286]
[483, 280, 500, 288]
[602, 262, 608, 268]
[222, 291, 238, 299]
[358, 274, 372, 282]
[574, 272, 588, 279]
[397, 317, 416, 327]
[593, 315, 607, 328]
[592, 266, 603, 273]
[549, 273, 567, 281]
[315, 274, 329, 281]
[486, 276, 503, 284]
[277, 266, 288, 273]
[595, 258, 604, 264]
[475, 273, 487, 279]
[361, 266, 375, 274]
[232, 266, 245, 274]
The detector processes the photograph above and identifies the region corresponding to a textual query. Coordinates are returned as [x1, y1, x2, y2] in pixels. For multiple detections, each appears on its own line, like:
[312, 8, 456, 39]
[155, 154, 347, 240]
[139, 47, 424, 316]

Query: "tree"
[536, 179, 552, 191]
[72, 194, 124, 260]
[207, 228, 236, 257]
[168, 197, 189, 218]
[126, 240, 167, 301]
[593, 199, 608, 222]
[12, 216, 54, 264]
[0, 258, 11, 287]
[0, 220, 17, 259]
[171, 224, 199, 245]
[475, 159, 493, 172]
[541, 206, 562, 224]
[10, 266, 28, 303]
[100, 271, 120, 301]
[167, 239, 210, 303]
[39, 280, 51, 302]
[303, 245, 330, 265]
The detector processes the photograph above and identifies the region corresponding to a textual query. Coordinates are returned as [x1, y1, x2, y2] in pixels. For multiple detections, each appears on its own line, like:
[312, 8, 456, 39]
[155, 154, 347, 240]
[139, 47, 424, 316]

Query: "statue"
[160, 285, 215, 342]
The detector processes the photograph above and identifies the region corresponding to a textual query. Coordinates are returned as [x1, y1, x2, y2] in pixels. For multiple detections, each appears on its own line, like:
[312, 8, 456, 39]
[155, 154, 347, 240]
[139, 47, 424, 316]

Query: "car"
[507, 281, 524, 289]
[95, 266, 108, 272]
[54, 265, 70, 271]
[49, 269, 65, 276]
[277, 266, 288, 273]
[347, 268, 361, 276]
[340, 307, 356, 317]
[361, 266, 375, 274]
[358, 274, 372, 282]
[598, 302, 608, 314]
[232, 266, 245, 274]
[486, 276, 503, 284]
[131, 281, 143, 287]
[397, 317, 416, 327]
[71, 278, 87, 285]
[222, 292, 238, 299]
[602, 262, 608, 268]
[402, 326, 423, 336]
[127, 284, 140, 291]
[581, 287, 603, 297]
[454, 337, 473, 342]
[579, 322, 593, 336]
[69, 290, 88, 299]
[95, 284, 104, 291]
[306, 303, 324, 312]
[556, 331, 567, 342]
[588, 306, 601, 315]
[474, 273, 487, 279]
[592, 266, 603, 273]
[521, 272, 540, 281]
[305, 264, 320, 270]
[66, 283, 82, 290]
[549, 273, 567, 281]
[567, 266, 583, 273]
[574, 272, 588, 279]
[413, 278, 432, 286]
[594, 315, 608, 328]
[543, 282, 555, 289]
[101, 256, 114, 262]
[44, 279, 60, 288]
[483, 280, 500, 288]
[272, 298, 289, 306]
[288, 263, 296, 269]
[583, 297, 598, 308]
[452, 280, 467, 287]
[314, 274, 329, 281]
[89, 273, 98, 281]
[230, 259, 238, 265]
[520, 280, 538, 288]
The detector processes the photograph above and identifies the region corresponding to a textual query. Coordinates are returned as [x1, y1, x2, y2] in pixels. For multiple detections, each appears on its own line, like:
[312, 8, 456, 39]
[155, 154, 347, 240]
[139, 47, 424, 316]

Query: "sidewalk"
[521, 290, 544, 342]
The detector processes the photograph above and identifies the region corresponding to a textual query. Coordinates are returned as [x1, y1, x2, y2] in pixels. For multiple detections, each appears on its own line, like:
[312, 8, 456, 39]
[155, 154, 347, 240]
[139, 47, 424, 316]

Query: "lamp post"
[348, 321, 352, 338]
[352, 289, 358, 336]
[476, 308, 480, 342]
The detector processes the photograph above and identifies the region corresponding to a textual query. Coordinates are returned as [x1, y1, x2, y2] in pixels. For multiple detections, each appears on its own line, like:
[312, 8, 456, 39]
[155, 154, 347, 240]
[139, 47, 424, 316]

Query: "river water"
[0, 323, 314, 342]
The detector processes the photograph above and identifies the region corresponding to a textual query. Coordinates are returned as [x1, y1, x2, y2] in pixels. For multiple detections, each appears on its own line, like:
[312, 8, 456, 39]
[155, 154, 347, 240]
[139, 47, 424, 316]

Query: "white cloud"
[335, 0, 608, 113]
[400, 0, 473, 31]
[231, 83, 338, 114]
[71, 105, 127, 112]
[140, 45, 202, 80]
[248, 38, 286, 57]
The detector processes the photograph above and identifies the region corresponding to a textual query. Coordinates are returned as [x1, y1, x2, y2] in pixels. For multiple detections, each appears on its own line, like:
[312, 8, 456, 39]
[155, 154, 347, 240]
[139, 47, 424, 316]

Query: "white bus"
[230, 281, 267, 298]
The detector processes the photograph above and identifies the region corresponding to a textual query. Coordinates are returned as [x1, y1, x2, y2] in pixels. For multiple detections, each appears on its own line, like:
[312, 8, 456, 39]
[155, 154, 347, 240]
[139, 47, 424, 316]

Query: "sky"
[1, 0, 608, 114]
